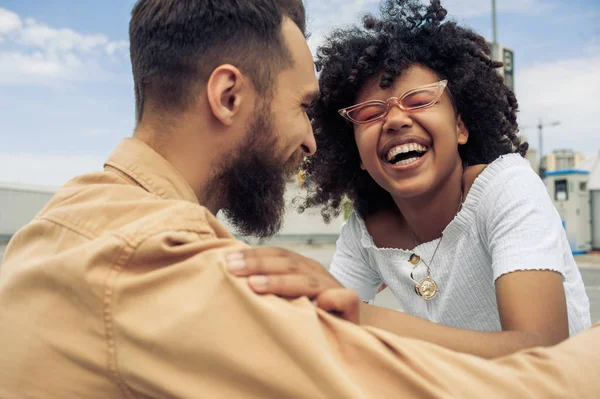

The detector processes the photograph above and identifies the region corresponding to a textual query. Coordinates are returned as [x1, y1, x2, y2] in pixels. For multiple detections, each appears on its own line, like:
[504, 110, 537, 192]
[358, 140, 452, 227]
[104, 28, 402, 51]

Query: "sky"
[0, 0, 599, 187]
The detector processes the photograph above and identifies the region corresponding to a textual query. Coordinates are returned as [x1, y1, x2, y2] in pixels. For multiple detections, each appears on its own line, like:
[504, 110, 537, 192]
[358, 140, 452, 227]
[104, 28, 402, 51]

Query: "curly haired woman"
[295, 0, 593, 355]
[230, 0, 592, 359]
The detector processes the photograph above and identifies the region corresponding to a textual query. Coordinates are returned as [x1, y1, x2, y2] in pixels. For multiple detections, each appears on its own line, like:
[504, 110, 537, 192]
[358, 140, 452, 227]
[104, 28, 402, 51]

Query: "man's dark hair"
[299, 0, 528, 221]
[129, 0, 306, 123]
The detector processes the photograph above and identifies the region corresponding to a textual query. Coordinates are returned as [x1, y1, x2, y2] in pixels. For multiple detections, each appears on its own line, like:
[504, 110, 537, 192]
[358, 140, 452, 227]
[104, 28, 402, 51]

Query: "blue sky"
[0, 0, 599, 187]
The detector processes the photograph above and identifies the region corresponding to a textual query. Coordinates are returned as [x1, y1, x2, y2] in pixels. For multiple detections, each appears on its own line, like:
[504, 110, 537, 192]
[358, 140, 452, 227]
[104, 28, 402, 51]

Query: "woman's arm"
[360, 269, 568, 359]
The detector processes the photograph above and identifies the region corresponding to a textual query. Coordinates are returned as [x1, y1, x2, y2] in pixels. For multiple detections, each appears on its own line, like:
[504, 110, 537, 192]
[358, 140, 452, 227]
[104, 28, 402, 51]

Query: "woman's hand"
[226, 247, 360, 323]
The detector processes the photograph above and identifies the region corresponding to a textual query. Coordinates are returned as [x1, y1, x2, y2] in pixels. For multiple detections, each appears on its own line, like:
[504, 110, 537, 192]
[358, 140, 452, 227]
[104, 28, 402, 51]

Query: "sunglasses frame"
[338, 80, 449, 125]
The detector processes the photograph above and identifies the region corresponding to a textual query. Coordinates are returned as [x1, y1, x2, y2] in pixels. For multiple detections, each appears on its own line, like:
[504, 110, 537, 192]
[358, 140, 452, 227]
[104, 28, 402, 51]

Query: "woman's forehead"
[355, 64, 441, 102]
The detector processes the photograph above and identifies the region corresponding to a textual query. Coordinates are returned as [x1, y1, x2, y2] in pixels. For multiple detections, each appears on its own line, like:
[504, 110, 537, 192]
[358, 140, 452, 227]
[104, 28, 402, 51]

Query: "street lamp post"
[491, 0, 498, 60]
[538, 119, 561, 177]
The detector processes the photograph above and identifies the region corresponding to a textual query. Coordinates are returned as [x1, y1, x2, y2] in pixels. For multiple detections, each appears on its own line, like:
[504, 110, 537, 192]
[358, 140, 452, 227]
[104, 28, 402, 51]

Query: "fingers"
[240, 247, 294, 258]
[225, 246, 342, 299]
[247, 275, 361, 324]
[247, 274, 325, 298]
[227, 250, 302, 277]
[315, 289, 361, 324]
[226, 248, 359, 324]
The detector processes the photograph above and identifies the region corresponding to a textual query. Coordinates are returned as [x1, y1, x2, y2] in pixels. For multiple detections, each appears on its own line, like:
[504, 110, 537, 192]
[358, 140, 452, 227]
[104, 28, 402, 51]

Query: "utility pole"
[538, 119, 561, 177]
[491, 0, 498, 60]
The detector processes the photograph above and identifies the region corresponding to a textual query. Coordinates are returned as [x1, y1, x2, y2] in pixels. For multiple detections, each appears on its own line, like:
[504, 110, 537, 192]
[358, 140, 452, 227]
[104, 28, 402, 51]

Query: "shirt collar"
[104, 137, 199, 204]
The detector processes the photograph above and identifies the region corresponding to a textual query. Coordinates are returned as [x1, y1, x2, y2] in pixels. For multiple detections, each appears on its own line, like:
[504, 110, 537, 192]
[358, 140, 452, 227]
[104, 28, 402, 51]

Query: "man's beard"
[210, 107, 303, 239]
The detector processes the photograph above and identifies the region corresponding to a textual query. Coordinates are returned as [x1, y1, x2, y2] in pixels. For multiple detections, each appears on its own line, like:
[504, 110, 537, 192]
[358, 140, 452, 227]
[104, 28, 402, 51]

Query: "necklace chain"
[408, 190, 463, 295]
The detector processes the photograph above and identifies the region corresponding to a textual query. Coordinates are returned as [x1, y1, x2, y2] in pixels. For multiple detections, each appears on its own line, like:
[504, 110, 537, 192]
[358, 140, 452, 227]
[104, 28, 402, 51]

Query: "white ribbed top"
[330, 154, 591, 335]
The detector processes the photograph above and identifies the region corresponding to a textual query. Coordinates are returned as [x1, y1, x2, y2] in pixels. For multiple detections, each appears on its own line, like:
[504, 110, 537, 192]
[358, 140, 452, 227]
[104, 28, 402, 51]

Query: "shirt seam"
[104, 225, 218, 398]
[103, 238, 139, 399]
[38, 214, 99, 240]
[352, 212, 413, 254]
[494, 266, 564, 282]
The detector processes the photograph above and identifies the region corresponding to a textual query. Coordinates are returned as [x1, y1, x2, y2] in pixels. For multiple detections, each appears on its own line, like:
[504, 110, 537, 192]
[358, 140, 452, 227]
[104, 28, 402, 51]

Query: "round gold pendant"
[415, 277, 439, 300]
[409, 254, 421, 265]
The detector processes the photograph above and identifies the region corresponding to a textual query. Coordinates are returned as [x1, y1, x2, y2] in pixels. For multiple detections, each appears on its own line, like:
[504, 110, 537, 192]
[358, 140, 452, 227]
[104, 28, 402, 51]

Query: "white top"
[330, 154, 591, 336]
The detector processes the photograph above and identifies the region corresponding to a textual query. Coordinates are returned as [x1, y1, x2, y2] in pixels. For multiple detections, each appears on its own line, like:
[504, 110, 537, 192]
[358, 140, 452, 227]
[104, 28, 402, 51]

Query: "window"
[580, 182, 587, 192]
[555, 179, 568, 201]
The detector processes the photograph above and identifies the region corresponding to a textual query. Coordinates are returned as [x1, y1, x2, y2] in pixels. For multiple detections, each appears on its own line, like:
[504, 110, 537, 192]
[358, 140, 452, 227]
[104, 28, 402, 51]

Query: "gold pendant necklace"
[408, 190, 463, 301]
[410, 242, 442, 300]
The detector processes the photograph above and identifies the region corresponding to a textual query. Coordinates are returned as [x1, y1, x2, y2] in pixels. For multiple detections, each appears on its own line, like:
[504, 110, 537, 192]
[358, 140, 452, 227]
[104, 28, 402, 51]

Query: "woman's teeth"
[394, 156, 420, 166]
[386, 143, 428, 162]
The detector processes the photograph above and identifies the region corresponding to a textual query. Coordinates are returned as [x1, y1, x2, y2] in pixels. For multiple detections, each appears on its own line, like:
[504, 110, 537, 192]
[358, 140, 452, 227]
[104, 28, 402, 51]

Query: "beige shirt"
[1, 137, 599, 399]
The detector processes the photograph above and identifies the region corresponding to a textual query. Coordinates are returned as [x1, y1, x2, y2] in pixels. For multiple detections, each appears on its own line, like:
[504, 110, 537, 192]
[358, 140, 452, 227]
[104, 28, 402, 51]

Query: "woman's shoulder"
[342, 210, 365, 233]
[463, 154, 539, 205]
[337, 211, 366, 248]
[471, 154, 536, 188]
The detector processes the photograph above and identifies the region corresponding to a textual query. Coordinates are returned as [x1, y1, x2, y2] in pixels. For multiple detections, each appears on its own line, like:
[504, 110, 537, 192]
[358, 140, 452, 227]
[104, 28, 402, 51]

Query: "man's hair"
[299, 0, 528, 221]
[129, 0, 306, 123]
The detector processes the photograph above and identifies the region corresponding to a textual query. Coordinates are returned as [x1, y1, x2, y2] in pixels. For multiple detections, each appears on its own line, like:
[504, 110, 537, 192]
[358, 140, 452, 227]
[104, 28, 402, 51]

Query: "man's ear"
[206, 65, 245, 126]
[457, 114, 469, 145]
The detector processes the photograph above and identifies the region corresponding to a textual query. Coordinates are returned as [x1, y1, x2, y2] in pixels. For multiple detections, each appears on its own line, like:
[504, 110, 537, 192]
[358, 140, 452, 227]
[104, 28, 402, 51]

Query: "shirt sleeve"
[110, 224, 600, 399]
[476, 161, 568, 281]
[329, 213, 382, 301]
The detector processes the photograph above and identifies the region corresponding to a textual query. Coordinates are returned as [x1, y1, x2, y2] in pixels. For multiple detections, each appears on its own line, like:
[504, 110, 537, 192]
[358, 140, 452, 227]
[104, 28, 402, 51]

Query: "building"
[544, 170, 592, 254]
[541, 149, 586, 174]
[0, 183, 56, 240]
[518, 135, 538, 173]
[542, 152, 600, 253]
[524, 146, 538, 174]
[0, 182, 57, 263]
[579, 153, 600, 250]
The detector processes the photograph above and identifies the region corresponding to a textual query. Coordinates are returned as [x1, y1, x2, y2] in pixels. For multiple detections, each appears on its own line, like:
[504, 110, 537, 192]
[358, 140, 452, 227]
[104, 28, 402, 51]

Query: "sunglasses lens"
[348, 104, 386, 122]
[402, 87, 440, 110]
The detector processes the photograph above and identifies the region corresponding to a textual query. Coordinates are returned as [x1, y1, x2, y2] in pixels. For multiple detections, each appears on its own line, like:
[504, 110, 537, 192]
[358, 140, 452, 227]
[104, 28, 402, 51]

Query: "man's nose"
[301, 129, 317, 156]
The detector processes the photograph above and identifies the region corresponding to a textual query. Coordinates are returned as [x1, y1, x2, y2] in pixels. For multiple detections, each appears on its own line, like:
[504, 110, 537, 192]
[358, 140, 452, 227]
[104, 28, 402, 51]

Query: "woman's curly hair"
[299, 0, 528, 222]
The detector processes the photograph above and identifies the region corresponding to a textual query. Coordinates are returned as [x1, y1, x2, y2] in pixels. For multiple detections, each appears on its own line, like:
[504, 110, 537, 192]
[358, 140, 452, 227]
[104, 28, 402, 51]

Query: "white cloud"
[105, 40, 129, 57]
[0, 8, 21, 35]
[18, 19, 109, 54]
[0, 51, 61, 77]
[516, 53, 600, 156]
[0, 153, 106, 187]
[0, 50, 114, 86]
[0, 7, 129, 86]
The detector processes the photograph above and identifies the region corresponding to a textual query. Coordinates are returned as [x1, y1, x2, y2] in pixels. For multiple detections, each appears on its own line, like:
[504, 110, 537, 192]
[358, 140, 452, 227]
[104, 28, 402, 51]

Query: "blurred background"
[0, 0, 599, 321]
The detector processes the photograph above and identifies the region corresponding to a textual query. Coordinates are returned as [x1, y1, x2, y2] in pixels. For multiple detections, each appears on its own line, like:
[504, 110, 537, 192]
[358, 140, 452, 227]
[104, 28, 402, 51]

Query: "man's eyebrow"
[303, 89, 320, 105]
